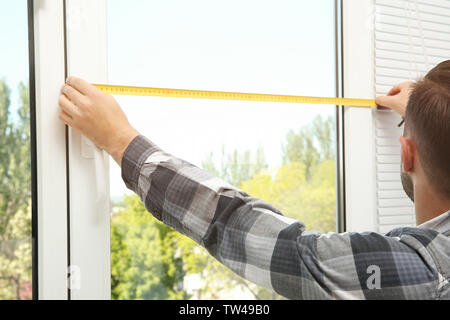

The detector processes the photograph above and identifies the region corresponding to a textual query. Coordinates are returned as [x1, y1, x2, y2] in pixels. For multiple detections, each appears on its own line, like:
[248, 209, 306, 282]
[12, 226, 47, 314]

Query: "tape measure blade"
[93, 84, 376, 108]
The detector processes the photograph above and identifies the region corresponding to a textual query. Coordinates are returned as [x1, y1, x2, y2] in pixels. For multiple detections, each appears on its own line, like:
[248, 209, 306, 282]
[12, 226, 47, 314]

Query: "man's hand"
[375, 81, 415, 117]
[58, 76, 139, 165]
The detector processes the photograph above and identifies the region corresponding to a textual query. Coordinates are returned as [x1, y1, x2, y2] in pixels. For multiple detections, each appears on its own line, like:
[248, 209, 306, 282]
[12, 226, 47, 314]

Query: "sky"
[0, 0, 29, 119]
[0, 0, 337, 199]
[106, 0, 337, 199]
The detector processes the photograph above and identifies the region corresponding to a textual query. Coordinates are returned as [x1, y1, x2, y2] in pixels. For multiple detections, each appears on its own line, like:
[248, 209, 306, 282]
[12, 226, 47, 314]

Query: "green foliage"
[111, 195, 190, 300]
[0, 80, 32, 300]
[241, 160, 336, 232]
[202, 146, 267, 187]
[282, 115, 335, 179]
[111, 114, 336, 300]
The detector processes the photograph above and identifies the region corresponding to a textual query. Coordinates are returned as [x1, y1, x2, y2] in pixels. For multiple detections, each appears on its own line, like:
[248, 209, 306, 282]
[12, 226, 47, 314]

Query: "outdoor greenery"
[111, 114, 336, 300]
[0, 80, 32, 300]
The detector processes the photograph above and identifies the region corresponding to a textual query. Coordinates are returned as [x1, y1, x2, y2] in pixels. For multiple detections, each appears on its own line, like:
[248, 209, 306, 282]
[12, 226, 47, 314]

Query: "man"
[58, 60, 450, 299]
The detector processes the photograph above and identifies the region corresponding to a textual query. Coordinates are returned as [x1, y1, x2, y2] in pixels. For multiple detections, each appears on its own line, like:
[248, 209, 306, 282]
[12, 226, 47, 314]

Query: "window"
[0, 0, 34, 300]
[106, 0, 338, 300]
[6, 0, 444, 300]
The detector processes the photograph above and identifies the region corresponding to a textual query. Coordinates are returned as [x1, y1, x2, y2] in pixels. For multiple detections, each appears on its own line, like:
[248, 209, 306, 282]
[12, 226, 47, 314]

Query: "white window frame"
[342, 0, 378, 232]
[65, 0, 110, 300]
[32, 0, 110, 300]
[33, 0, 69, 299]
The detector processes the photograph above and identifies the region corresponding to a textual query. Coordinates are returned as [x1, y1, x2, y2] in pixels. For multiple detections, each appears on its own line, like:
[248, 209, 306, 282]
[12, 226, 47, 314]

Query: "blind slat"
[373, 0, 449, 232]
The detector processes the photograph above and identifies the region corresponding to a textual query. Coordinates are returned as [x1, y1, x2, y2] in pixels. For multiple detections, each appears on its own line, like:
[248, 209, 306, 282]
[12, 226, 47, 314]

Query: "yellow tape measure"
[93, 84, 377, 108]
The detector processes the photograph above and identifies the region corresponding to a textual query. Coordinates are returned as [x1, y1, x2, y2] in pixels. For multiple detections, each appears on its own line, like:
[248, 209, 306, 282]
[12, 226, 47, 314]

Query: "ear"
[399, 136, 415, 172]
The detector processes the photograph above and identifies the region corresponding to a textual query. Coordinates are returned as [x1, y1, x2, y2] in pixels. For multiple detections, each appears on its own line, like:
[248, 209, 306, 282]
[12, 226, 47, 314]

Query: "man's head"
[400, 60, 450, 215]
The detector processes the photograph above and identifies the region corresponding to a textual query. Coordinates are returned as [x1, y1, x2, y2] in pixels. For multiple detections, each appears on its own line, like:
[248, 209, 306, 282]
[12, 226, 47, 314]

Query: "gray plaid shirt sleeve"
[121, 135, 442, 300]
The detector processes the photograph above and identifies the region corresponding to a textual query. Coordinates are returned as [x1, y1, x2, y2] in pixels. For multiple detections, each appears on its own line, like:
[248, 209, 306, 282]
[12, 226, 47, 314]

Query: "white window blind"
[374, 0, 450, 233]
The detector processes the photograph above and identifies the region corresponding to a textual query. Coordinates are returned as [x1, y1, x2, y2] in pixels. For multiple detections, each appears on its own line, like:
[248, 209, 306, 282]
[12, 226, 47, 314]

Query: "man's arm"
[58, 77, 440, 299]
[121, 134, 440, 299]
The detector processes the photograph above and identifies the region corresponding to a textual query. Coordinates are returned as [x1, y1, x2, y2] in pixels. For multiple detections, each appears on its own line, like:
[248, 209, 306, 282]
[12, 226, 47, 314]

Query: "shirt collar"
[418, 210, 450, 235]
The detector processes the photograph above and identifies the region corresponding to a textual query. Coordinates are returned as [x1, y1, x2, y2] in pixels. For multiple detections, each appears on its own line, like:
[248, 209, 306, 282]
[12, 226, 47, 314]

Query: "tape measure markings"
[93, 84, 377, 108]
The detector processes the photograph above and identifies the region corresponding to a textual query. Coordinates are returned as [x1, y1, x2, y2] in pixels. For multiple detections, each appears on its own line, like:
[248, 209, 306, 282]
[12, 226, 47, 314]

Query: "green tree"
[202, 146, 267, 186]
[282, 115, 335, 179]
[111, 195, 190, 300]
[0, 80, 32, 300]
[241, 160, 336, 233]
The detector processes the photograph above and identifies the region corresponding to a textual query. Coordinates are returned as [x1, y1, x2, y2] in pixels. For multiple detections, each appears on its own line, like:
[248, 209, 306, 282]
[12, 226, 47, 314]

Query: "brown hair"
[405, 60, 450, 198]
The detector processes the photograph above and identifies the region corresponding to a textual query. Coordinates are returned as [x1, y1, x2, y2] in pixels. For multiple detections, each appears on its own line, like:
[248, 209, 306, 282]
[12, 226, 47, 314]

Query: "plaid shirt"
[122, 135, 450, 300]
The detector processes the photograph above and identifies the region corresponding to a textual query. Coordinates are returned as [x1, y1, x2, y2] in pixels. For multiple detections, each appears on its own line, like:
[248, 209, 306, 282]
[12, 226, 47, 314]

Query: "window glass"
[107, 0, 337, 300]
[0, 0, 33, 300]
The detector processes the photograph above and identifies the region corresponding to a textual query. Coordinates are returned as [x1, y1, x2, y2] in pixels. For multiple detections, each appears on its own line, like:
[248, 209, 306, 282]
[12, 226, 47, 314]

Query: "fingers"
[58, 110, 74, 126]
[386, 84, 401, 97]
[59, 93, 80, 118]
[376, 92, 407, 116]
[375, 95, 396, 108]
[61, 84, 87, 109]
[385, 81, 414, 97]
[376, 81, 415, 107]
[66, 76, 94, 95]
